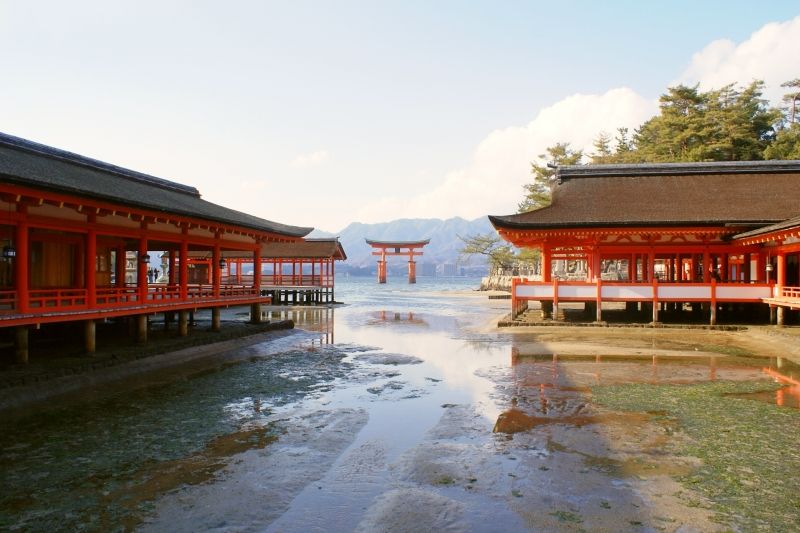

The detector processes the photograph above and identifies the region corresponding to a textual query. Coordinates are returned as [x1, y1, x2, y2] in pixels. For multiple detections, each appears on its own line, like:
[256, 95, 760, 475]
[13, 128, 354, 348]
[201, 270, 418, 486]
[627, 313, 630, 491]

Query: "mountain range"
[309, 216, 494, 271]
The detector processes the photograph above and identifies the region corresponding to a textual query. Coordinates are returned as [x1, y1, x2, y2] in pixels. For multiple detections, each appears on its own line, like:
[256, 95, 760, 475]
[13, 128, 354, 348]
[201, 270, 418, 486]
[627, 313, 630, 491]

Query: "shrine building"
[489, 160, 800, 325]
[0, 132, 313, 362]
[188, 237, 346, 305]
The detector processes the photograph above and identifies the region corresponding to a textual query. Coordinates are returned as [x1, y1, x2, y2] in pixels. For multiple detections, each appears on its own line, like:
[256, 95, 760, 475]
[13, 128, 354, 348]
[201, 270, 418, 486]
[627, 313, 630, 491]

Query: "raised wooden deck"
[0, 284, 271, 327]
[511, 278, 788, 324]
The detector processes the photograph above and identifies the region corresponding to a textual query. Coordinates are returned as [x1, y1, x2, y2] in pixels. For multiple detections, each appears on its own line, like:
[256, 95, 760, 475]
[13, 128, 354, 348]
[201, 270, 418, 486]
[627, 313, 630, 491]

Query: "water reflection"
[368, 310, 429, 326]
[506, 346, 800, 422]
[267, 307, 334, 345]
[753, 367, 800, 408]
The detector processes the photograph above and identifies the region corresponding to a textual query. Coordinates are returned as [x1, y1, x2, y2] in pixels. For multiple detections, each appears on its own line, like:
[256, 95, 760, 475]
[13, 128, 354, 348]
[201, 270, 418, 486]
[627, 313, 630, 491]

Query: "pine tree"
[764, 79, 800, 159]
[589, 132, 613, 163]
[518, 143, 583, 212]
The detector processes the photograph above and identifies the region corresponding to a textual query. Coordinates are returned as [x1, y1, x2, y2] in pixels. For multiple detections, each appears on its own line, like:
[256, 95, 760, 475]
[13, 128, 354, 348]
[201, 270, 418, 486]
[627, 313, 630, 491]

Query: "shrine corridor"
[1, 277, 799, 531]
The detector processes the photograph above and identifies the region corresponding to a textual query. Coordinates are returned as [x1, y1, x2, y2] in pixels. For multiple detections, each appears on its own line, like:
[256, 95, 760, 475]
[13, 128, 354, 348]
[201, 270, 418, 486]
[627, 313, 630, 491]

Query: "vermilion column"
[116, 244, 126, 287]
[253, 243, 262, 292]
[408, 260, 416, 284]
[212, 243, 221, 297]
[138, 235, 148, 302]
[378, 249, 387, 284]
[542, 245, 551, 283]
[15, 219, 29, 314]
[777, 253, 786, 290]
[179, 238, 189, 300]
[86, 227, 96, 308]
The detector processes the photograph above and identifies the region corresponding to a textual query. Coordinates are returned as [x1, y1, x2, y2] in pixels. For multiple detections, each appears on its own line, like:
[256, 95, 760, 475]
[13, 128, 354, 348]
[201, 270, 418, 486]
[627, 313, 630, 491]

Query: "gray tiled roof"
[0, 132, 312, 238]
[734, 214, 800, 240]
[193, 238, 347, 260]
[490, 162, 800, 231]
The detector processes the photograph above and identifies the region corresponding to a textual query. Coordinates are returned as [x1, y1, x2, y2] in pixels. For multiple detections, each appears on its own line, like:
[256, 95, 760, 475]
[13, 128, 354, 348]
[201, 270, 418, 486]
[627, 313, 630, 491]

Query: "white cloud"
[356, 87, 656, 222]
[355, 16, 800, 226]
[676, 16, 800, 104]
[290, 149, 330, 168]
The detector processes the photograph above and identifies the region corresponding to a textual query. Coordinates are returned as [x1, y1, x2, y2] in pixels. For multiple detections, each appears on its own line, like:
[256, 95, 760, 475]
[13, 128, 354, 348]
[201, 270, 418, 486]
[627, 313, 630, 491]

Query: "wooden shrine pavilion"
[489, 160, 800, 325]
[188, 238, 346, 304]
[0, 132, 313, 362]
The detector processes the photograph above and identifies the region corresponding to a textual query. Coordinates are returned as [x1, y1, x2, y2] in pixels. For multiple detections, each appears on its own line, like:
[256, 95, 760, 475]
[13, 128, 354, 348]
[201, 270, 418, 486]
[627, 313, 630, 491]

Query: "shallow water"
[2, 276, 799, 531]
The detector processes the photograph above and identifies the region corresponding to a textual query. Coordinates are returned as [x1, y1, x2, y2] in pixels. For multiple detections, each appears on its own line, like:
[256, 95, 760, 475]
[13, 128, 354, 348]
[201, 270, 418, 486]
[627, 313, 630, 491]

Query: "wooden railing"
[96, 287, 139, 306]
[224, 274, 334, 288]
[781, 286, 800, 299]
[511, 278, 776, 319]
[0, 283, 269, 317]
[29, 289, 87, 309]
[0, 290, 16, 311]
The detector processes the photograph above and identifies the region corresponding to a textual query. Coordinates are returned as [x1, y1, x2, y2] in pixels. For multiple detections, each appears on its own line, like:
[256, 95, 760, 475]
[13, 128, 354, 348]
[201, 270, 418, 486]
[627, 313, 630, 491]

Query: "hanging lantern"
[2, 245, 16, 259]
[140, 252, 150, 264]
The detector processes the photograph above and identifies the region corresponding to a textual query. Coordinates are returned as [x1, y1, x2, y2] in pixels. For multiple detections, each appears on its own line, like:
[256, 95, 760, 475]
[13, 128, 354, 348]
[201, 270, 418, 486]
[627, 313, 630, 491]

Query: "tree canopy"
[518, 142, 582, 213]
[522, 78, 800, 212]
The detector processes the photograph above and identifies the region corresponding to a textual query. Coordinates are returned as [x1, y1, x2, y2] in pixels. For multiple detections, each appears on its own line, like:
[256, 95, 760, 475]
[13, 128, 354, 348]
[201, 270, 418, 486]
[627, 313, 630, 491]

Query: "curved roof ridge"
[365, 238, 431, 246]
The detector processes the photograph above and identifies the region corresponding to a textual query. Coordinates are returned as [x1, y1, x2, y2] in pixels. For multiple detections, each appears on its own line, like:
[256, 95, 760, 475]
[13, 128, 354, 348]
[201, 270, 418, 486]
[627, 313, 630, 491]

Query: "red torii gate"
[366, 239, 430, 284]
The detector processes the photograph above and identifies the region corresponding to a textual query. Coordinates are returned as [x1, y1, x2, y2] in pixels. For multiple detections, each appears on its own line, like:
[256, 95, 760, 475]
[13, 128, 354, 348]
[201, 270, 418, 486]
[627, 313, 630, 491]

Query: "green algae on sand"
[593, 380, 800, 531]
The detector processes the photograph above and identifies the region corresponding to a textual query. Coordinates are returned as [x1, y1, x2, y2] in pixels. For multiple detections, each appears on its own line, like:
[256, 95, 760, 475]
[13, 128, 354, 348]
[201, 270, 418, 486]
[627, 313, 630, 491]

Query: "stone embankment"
[479, 275, 513, 291]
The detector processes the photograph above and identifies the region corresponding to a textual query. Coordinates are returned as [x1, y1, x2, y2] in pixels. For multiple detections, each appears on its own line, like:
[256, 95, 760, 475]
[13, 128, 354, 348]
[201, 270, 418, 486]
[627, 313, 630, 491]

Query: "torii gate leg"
[378, 249, 387, 284]
[408, 260, 416, 284]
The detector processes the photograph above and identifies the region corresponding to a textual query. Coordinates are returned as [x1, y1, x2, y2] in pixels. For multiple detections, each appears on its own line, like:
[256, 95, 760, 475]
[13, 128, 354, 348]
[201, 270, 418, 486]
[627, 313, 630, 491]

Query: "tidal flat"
[1, 277, 799, 531]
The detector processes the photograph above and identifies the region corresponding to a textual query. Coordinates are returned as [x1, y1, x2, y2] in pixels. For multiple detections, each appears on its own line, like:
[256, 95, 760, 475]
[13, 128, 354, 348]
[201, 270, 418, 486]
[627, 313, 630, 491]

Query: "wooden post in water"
[15, 326, 28, 364]
[137, 314, 148, 344]
[85, 319, 96, 354]
[178, 310, 189, 337]
[211, 307, 221, 332]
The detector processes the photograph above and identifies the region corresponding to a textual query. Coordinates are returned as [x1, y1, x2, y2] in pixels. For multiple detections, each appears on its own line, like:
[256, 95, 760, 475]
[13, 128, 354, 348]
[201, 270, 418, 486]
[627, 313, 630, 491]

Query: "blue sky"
[2, 1, 799, 231]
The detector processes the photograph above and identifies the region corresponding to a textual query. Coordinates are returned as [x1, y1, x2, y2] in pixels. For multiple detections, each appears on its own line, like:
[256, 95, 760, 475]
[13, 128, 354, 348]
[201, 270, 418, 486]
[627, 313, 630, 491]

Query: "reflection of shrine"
[763, 366, 800, 408]
[497, 347, 800, 434]
[369, 310, 428, 326]
[268, 307, 334, 346]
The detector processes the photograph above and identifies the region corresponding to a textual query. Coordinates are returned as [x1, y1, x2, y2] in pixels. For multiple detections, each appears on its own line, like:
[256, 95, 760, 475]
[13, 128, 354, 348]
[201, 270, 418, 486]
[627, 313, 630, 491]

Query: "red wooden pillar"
[777, 252, 786, 290]
[702, 249, 710, 283]
[86, 226, 96, 308]
[647, 250, 655, 282]
[179, 237, 189, 300]
[253, 243, 262, 292]
[15, 218, 29, 314]
[743, 253, 751, 282]
[137, 233, 148, 302]
[408, 259, 417, 284]
[116, 244, 126, 287]
[542, 245, 551, 283]
[378, 248, 387, 284]
[212, 243, 221, 297]
[628, 254, 634, 281]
